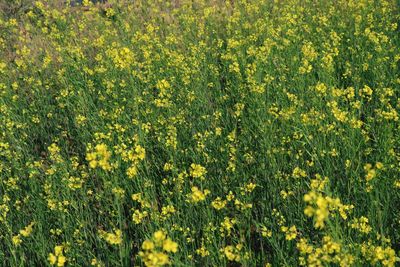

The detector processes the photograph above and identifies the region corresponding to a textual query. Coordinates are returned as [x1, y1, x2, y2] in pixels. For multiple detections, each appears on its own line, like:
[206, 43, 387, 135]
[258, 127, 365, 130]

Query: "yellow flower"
[86, 144, 112, 171]
[196, 246, 210, 257]
[292, 167, 307, 178]
[190, 163, 207, 178]
[220, 217, 236, 236]
[153, 230, 166, 243]
[260, 226, 272, 238]
[222, 245, 241, 262]
[48, 245, 66, 266]
[48, 253, 57, 265]
[142, 240, 155, 250]
[132, 209, 148, 224]
[99, 229, 122, 245]
[188, 186, 210, 203]
[139, 230, 178, 267]
[57, 255, 66, 267]
[281, 225, 297, 240]
[54, 246, 63, 256]
[314, 82, 327, 95]
[211, 197, 227, 210]
[12, 235, 22, 246]
[163, 238, 178, 253]
[350, 216, 372, 234]
[126, 165, 138, 178]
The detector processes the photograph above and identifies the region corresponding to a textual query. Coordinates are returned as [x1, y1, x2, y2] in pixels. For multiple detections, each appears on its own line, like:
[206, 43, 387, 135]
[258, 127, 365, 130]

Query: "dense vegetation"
[0, 0, 399, 266]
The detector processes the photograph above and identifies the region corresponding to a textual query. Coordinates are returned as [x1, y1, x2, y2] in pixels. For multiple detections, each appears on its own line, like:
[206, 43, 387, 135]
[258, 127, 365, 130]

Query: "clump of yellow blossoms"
[131, 193, 151, 224]
[297, 236, 354, 266]
[189, 163, 207, 179]
[211, 197, 227, 210]
[48, 245, 67, 267]
[304, 175, 353, 228]
[188, 186, 210, 203]
[292, 167, 307, 178]
[260, 225, 272, 238]
[281, 225, 297, 241]
[86, 143, 112, 171]
[222, 244, 243, 262]
[139, 230, 178, 267]
[132, 209, 149, 224]
[220, 217, 236, 237]
[98, 229, 123, 245]
[361, 242, 397, 267]
[196, 244, 210, 257]
[12, 222, 35, 246]
[350, 216, 372, 234]
[124, 144, 146, 178]
[363, 162, 383, 191]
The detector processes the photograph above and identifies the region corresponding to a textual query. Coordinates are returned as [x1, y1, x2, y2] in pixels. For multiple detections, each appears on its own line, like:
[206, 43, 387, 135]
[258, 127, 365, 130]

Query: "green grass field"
[0, 0, 400, 266]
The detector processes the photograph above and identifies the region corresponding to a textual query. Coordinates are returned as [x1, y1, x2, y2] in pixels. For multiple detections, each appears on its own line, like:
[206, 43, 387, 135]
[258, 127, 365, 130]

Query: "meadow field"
[0, 0, 400, 266]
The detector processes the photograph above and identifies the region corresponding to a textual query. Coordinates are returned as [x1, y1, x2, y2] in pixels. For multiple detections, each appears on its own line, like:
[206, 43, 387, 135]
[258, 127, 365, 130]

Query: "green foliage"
[0, 0, 399, 266]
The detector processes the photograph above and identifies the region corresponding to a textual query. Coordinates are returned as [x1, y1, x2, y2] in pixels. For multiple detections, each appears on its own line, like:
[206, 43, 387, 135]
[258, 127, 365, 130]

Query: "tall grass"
[0, 0, 399, 266]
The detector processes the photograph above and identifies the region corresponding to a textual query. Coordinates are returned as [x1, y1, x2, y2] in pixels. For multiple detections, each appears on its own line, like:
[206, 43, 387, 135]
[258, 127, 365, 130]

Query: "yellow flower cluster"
[304, 191, 353, 229]
[139, 230, 178, 267]
[350, 216, 372, 234]
[86, 144, 112, 171]
[363, 162, 383, 191]
[189, 163, 207, 179]
[361, 242, 397, 267]
[98, 229, 123, 245]
[12, 222, 35, 246]
[304, 176, 353, 228]
[188, 186, 210, 203]
[297, 236, 354, 267]
[48, 245, 67, 267]
[222, 244, 243, 262]
[281, 225, 297, 241]
[123, 144, 146, 179]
